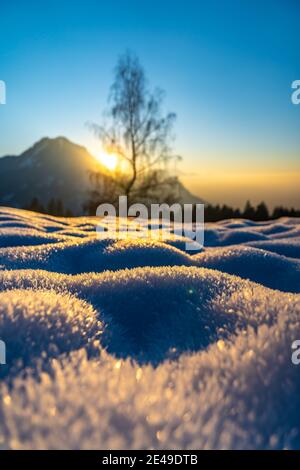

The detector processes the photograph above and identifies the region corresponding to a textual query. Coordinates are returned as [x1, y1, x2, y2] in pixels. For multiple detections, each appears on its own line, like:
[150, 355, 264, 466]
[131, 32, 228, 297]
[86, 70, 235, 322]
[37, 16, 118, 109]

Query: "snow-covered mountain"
[0, 137, 204, 215]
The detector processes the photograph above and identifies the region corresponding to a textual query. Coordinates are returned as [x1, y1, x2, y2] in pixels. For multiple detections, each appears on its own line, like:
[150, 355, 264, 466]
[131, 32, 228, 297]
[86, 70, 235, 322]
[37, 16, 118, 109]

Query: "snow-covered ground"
[0, 206, 300, 449]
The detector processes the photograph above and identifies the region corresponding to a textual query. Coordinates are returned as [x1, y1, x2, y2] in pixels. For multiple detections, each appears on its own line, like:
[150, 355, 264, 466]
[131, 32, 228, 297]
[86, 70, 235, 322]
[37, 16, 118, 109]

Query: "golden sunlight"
[95, 150, 118, 171]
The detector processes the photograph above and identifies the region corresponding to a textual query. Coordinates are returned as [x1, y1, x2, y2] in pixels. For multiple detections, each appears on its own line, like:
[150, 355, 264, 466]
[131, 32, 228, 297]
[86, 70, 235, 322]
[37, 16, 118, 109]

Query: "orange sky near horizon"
[182, 169, 300, 210]
[87, 133, 300, 210]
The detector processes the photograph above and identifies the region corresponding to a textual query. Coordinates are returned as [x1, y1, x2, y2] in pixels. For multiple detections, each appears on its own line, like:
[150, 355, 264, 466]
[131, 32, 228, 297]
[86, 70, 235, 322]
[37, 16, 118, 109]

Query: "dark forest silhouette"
[203, 200, 300, 222]
[25, 197, 73, 217]
[25, 196, 300, 221]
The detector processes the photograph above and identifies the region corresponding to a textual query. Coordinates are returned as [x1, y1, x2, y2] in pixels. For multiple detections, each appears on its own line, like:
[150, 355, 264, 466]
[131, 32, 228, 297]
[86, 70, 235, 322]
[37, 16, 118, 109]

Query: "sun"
[95, 150, 118, 171]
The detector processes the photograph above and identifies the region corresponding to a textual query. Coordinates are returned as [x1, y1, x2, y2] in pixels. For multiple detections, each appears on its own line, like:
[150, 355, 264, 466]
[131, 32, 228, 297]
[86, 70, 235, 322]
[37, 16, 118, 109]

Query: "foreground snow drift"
[0, 207, 299, 449]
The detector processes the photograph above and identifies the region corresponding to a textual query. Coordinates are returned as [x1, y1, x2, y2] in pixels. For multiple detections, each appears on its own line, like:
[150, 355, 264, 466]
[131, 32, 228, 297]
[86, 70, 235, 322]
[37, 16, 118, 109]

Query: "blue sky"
[0, 0, 299, 207]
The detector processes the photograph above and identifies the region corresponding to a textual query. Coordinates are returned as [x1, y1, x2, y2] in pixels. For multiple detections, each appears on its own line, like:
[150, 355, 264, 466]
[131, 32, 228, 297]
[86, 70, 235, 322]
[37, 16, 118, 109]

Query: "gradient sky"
[0, 0, 299, 208]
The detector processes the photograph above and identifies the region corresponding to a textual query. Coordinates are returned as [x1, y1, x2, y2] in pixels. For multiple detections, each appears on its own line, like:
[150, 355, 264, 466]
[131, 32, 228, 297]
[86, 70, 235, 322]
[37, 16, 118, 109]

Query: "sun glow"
[95, 150, 118, 171]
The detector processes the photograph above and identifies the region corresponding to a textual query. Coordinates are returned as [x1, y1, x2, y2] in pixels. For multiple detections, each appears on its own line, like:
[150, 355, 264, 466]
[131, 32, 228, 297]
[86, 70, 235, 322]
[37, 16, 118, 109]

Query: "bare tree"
[90, 51, 179, 205]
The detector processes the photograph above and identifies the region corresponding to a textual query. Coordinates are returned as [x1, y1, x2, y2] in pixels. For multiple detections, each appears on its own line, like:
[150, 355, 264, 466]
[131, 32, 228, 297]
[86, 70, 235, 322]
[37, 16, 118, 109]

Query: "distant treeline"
[25, 197, 300, 221]
[25, 197, 73, 217]
[204, 200, 300, 222]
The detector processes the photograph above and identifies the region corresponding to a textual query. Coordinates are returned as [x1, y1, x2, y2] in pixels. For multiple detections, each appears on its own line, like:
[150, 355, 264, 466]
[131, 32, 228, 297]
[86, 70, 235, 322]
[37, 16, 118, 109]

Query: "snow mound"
[247, 238, 300, 259]
[0, 207, 300, 449]
[0, 227, 70, 248]
[194, 246, 300, 292]
[2, 302, 300, 449]
[0, 289, 101, 377]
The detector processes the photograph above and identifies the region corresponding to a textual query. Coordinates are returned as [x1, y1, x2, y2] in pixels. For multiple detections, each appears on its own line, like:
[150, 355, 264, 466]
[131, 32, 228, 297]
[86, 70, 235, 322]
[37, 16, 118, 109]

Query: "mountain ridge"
[0, 137, 204, 215]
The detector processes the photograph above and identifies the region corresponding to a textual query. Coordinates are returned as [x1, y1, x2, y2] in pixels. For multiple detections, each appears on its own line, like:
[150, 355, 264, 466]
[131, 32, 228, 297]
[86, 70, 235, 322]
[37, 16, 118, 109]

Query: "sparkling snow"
[0, 207, 299, 449]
